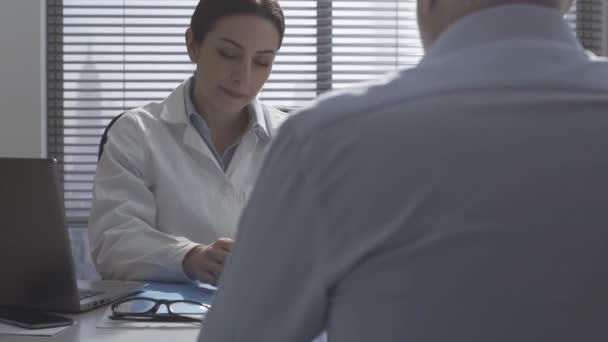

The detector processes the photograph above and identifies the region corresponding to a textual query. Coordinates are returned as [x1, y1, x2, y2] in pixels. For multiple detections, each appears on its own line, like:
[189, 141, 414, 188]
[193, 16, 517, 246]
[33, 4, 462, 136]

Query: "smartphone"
[0, 308, 73, 329]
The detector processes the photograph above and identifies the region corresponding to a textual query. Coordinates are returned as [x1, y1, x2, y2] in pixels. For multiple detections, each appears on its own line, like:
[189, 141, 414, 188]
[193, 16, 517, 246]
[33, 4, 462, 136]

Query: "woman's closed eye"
[218, 49, 272, 68]
[217, 49, 238, 60]
[254, 59, 271, 68]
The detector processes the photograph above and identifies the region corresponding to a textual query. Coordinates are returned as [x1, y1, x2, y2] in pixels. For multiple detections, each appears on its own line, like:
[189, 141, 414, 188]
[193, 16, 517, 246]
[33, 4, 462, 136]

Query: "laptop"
[0, 157, 145, 312]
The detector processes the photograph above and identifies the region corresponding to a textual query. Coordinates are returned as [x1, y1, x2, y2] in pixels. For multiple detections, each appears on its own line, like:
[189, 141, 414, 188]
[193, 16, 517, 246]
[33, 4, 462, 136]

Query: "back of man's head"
[417, 0, 574, 50]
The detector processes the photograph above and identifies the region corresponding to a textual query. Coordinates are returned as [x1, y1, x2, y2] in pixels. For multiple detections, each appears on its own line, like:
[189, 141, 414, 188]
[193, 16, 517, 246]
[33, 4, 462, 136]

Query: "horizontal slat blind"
[48, 0, 320, 226]
[48, 1, 580, 227]
[576, 0, 607, 56]
[332, 1, 422, 89]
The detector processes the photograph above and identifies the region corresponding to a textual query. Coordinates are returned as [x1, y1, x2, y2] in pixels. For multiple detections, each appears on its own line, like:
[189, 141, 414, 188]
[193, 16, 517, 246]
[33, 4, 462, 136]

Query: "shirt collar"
[419, 4, 583, 66]
[184, 76, 270, 140]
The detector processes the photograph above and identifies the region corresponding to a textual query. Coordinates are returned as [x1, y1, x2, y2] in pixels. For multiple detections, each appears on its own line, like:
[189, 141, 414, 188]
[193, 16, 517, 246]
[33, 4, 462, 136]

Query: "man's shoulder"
[286, 68, 422, 136]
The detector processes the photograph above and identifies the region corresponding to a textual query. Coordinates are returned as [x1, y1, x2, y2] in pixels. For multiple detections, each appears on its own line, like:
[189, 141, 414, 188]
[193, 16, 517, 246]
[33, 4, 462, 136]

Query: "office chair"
[97, 113, 124, 161]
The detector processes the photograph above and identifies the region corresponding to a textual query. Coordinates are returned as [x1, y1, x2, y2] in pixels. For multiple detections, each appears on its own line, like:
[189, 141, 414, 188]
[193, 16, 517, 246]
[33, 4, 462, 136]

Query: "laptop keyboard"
[78, 289, 104, 300]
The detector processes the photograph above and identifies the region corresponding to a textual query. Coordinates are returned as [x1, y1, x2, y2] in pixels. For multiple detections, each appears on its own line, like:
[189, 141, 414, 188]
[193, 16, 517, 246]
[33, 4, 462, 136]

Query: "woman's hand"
[183, 238, 234, 285]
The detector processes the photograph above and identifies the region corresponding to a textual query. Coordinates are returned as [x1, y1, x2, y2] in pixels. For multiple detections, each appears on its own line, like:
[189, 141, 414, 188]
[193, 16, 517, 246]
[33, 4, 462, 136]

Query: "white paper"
[0, 320, 76, 336]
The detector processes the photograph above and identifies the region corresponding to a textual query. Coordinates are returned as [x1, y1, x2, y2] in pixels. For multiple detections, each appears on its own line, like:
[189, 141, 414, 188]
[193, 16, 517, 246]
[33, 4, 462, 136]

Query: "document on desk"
[0, 321, 76, 336]
[96, 282, 214, 330]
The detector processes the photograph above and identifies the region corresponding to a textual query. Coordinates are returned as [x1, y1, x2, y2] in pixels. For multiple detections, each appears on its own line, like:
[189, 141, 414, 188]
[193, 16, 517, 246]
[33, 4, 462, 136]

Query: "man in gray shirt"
[200, 0, 608, 341]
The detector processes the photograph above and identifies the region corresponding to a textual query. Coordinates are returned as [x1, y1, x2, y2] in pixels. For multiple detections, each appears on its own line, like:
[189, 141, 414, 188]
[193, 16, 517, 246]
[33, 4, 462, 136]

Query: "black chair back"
[97, 113, 124, 161]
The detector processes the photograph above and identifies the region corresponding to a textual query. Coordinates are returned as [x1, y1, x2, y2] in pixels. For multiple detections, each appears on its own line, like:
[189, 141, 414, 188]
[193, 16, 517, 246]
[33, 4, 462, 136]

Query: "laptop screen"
[0, 158, 80, 311]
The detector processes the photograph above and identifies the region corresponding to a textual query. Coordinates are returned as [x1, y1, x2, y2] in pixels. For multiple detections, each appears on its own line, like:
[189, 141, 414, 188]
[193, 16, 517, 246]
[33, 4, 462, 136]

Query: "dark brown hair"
[190, 0, 285, 48]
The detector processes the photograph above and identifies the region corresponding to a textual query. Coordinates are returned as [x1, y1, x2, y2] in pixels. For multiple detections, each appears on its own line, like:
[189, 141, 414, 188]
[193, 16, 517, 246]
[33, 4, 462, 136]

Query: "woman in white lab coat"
[88, 0, 288, 285]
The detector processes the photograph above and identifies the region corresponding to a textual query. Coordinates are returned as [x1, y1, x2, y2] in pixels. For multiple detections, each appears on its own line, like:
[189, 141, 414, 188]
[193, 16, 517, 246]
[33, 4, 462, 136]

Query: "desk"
[0, 306, 200, 342]
[0, 282, 212, 342]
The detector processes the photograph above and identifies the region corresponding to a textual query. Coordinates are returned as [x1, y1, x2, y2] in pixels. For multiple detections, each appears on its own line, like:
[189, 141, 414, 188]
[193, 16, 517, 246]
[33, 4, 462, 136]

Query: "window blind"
[576, 0, 607, 56]
[48, 1, 581, 228]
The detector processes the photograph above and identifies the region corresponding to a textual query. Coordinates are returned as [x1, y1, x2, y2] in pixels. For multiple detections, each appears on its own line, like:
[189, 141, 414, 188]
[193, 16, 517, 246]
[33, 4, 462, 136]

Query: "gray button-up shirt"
[201, 5, 608, 342]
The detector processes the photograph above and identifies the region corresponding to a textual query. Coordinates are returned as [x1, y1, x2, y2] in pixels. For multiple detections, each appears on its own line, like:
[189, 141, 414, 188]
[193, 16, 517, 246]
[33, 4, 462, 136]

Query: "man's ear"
[185, 28, 199, 63]
[562, 0, 574, 15]
[418, 0, 436, 15]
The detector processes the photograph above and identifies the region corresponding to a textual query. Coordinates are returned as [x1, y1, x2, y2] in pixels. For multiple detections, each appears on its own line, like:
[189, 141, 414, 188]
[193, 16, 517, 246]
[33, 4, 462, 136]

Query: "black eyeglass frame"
[109, 296, 211, 323]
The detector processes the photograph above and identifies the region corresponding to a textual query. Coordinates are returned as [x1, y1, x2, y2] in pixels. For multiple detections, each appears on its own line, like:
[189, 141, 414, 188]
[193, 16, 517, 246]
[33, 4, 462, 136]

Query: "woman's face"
[186, 15, 280, 115]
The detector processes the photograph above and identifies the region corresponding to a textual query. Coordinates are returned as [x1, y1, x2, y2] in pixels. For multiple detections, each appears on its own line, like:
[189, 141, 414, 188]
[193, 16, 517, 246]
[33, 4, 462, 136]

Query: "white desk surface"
[0, 282, 212, 342]
[0, 306, 200, 342]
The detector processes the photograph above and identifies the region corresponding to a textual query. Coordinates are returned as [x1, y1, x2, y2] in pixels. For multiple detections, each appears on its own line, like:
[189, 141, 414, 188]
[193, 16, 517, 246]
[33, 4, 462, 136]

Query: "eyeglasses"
[109, 297, 210, 323]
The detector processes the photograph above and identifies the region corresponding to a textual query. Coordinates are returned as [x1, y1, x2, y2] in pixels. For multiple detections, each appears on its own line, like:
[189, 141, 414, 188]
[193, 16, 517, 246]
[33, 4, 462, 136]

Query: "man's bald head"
[462, 0, 572, 12]
[417, 0, 575, 50]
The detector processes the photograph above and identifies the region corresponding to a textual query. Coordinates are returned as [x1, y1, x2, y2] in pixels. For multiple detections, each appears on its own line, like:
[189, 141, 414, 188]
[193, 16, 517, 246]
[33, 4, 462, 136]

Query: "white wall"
[0, 0, 46, 158]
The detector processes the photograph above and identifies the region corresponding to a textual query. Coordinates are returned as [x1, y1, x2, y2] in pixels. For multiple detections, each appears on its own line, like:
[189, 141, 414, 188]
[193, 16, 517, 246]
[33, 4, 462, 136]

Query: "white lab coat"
[88, 79, 288, 282]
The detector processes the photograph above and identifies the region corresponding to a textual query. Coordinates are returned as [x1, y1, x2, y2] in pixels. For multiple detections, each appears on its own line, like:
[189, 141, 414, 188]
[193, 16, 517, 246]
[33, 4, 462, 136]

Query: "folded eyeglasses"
[109, 297, 210, 323]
